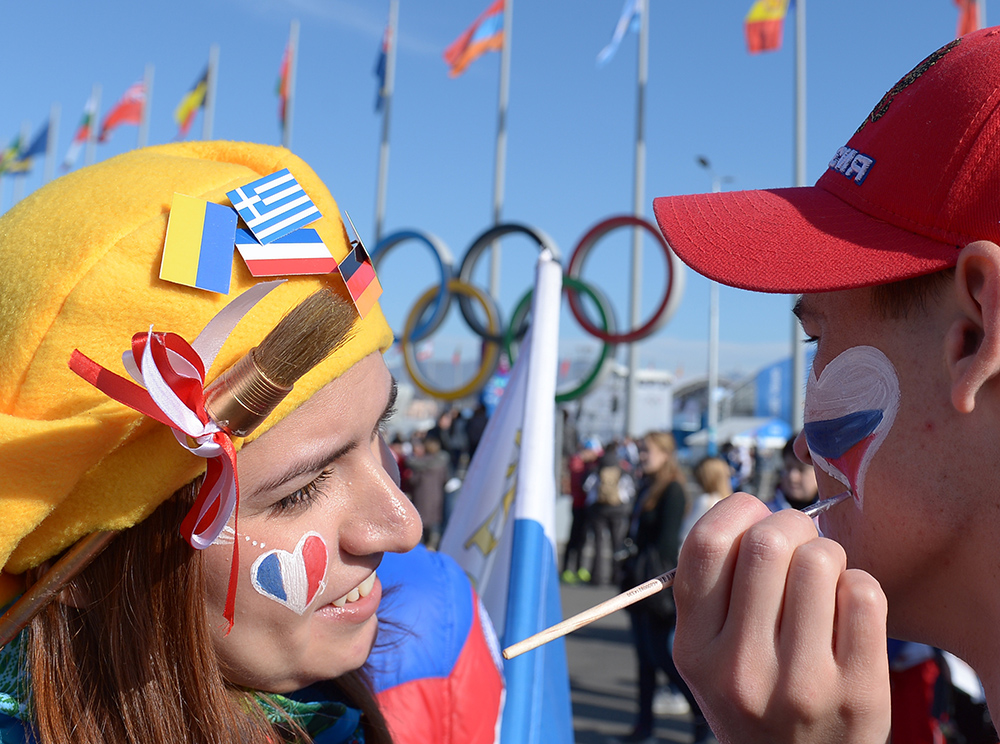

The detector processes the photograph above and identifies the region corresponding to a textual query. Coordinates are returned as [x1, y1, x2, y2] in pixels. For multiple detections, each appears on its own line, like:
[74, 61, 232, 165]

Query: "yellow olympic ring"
[399, 279, 503, 401]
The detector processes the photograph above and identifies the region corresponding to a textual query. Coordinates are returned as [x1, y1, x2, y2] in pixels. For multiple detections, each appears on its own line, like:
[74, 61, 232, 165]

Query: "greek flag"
[226, 169, 321, 245]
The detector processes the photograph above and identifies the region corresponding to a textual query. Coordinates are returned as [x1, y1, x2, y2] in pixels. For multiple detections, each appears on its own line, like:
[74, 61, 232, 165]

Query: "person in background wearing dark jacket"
[614, 431, 714, 744]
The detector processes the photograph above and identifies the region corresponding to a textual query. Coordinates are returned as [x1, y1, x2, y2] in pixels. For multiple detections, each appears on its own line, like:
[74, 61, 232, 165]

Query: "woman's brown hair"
[693, 457, 733, 500]
[27, 483, 392, 744]
[641, 431, 685, 512]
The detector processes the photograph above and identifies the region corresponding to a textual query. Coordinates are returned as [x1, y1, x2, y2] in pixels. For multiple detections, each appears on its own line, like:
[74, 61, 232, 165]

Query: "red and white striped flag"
[235, 227, 338, 276]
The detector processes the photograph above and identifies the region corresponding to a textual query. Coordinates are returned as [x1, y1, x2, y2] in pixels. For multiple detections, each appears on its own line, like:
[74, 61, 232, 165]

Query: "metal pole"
[203, 44, 220, 140]
[374, 0, 398, 245]
[625, 0, 648, 438]
[43, 102, 59, 184]
[12, 121, 29, 204]
[85, 84, 101, 167]
[283, 20, 299, 150]
[707, 279, 719, 457]
[979, 0, 987, 26]
[489, 0, 512, 300]
[790, 0, 806, 434]
[137, 64, 154, 149]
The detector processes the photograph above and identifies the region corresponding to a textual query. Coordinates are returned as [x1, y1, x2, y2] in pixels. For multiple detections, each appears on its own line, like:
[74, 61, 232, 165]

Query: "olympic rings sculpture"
[371, 215, 684, 402]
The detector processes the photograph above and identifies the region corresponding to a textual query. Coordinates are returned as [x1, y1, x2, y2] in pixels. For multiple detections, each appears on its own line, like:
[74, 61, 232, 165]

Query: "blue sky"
[0, 0, 975, 384]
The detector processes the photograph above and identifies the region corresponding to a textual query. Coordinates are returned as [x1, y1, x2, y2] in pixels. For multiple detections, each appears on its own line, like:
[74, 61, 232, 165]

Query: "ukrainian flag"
[160, 194, 237, 294]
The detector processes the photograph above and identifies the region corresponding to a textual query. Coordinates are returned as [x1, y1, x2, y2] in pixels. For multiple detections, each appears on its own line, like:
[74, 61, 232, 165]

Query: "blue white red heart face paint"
[803, 345, 900, 510]
[249, 531, 329, 615]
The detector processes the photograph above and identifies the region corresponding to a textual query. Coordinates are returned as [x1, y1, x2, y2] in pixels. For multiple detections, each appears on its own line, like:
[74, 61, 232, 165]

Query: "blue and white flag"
[227, 169, 321, 245]
[597, 0, 642, 66]
[440, 251, 573, 744]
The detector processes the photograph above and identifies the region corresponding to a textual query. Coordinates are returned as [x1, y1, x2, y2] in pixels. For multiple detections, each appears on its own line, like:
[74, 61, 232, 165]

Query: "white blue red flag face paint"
[227, 169, 321, 245]
[250, 531, 329, 615]
[235, 226, 338, 277]
[803, 345, 900, 510]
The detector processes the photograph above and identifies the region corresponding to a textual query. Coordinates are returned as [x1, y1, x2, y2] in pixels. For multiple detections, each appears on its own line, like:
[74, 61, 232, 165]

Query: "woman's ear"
[948, 241, 1000, 413]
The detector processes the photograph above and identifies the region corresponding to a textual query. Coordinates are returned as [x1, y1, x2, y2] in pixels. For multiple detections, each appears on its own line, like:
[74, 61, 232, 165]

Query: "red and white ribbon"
[68, 280, 284, 630]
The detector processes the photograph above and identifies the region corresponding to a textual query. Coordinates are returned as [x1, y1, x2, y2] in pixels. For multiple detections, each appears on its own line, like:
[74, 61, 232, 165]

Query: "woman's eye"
[272, 471, 332, 514]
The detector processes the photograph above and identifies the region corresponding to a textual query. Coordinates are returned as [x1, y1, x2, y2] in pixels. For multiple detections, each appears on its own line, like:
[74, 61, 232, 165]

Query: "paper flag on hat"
[338, 217, 382, 319]
[160, 193, 238, 294]
[227, 169, 321, 245]
[235, 227, 338, 277]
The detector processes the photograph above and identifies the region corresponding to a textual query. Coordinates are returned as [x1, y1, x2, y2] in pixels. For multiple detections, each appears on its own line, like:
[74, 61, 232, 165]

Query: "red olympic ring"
[565, 215, 684, 345]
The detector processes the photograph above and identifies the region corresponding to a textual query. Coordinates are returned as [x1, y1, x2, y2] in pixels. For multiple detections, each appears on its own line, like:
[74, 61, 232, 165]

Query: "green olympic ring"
[504, 275, 618, 402]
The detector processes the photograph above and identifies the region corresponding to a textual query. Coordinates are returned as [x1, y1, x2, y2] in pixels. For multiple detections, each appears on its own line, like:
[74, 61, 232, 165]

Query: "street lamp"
[695, 156, 733, 457]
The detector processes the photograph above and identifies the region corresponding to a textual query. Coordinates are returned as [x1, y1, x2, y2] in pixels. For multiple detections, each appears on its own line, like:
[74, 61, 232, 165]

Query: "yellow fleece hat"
[0, 141, 392, 575]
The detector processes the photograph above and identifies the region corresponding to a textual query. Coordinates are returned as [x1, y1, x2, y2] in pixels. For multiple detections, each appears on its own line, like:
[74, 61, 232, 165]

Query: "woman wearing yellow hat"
[0, 142, 422, 743]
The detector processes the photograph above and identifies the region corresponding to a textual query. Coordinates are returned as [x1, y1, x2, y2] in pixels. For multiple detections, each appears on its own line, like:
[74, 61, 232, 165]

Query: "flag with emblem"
[99, 81, 146, 142]
[440, 251, 573, 744]
[159, 193, 238, 294]
[597, 0, 641, 66]
[226, 169, 320, 245]
[744, 0, 789, 54]
[235, 227, 337, 277]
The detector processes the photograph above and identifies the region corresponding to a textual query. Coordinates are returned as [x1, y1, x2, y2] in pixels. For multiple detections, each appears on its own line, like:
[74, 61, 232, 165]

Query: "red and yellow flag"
[745, 0, 789, 54]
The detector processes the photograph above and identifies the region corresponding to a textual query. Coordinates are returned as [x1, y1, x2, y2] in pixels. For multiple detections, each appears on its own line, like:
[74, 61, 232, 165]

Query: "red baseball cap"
[653, 27, 1000, 294]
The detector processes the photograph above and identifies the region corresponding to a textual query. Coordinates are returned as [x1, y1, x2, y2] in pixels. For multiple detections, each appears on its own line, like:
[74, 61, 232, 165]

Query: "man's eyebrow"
[792, 296, 813, 323]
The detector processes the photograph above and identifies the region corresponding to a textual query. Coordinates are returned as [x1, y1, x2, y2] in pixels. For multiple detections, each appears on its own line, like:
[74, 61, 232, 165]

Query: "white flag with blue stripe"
[441, 251, 573, 744]
[227, 169, 321, 244]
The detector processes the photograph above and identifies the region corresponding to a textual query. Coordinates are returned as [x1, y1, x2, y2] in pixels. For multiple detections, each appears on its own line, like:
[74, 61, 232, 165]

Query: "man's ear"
[948, 241, 1000, 413]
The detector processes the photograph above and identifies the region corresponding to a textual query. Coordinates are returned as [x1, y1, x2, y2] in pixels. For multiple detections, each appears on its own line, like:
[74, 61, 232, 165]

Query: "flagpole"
[283, 20, 300, 150]
[624, 0, 648, 438]
[44, 103, 59, 184]
[13, 121, 30, 204]
[138, 64, 154, 149]
[203, 44, 220, 140]
[374, 0, 399, 245]
[979, 0, 987, 26]
[489, 0, 512, 299]
[85, 84, 101, 167]
[790, 0, 806, 434]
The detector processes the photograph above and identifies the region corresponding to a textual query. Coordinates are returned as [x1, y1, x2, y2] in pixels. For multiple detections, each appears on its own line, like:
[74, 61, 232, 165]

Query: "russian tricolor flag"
[235, 227, 338, 277]
[440, 252, 573, 744]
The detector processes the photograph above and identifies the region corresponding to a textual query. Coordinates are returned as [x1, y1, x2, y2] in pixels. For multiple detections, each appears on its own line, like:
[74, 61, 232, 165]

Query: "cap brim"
[652, 186, 960, 293]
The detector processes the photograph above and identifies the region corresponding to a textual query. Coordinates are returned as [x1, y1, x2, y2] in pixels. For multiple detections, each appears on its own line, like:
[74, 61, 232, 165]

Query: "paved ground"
[561, 581, 694, 744]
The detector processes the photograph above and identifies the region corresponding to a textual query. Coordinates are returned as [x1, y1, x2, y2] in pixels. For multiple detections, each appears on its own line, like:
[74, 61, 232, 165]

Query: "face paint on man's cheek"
[802, 345, 900, 510]
[249, 531, 329, 615]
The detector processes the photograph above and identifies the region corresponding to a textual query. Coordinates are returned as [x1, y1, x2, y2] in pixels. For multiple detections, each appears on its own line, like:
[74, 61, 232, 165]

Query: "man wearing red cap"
[654, 27, 1000, 744]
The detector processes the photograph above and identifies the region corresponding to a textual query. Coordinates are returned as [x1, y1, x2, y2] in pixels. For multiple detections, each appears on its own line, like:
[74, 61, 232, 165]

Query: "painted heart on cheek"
[250, 531, 328, 614]
[803, 345, 900, 510]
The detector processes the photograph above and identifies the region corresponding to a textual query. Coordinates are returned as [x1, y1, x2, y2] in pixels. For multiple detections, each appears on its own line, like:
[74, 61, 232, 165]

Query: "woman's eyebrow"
[248, 377, 398, 501]
[246, 441, 357, 501]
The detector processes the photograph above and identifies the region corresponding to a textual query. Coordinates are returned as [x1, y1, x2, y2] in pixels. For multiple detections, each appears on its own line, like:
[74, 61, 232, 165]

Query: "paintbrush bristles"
[252, 288, 357, 388]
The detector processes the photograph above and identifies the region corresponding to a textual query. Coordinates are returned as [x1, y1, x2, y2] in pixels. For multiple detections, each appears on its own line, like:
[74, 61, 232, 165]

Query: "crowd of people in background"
[386, 399, 997, 744]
